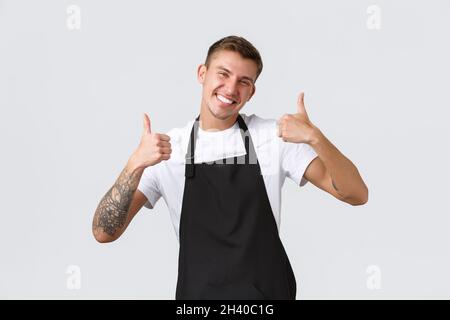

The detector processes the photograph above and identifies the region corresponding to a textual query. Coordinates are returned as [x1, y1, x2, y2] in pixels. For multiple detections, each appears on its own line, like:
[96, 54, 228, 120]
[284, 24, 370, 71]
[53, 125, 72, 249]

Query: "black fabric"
[176, 114, 296, 300]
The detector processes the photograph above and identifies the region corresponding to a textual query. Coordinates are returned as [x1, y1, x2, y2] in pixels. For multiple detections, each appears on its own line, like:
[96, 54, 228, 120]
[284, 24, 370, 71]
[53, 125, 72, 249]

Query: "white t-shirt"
[137, 113, 318, 242]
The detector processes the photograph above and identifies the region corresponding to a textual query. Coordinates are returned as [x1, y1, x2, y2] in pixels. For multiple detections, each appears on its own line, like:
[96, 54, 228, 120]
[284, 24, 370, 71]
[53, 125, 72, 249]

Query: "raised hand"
[129, 113, 172, 170]
[277, 92, 316, 144]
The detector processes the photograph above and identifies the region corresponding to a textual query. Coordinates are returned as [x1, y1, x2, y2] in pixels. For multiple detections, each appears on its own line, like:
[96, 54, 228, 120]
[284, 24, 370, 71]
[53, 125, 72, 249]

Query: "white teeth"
[217, 94, 234, 104]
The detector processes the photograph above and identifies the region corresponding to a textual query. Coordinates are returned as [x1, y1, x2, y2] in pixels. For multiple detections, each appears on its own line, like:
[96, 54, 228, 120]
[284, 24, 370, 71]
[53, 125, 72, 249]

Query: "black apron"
[175, 114, 296, 300]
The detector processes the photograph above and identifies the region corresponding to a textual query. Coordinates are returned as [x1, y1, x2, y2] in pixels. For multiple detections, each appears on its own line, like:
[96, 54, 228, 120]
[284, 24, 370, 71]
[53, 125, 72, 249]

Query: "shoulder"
[241, 113, 278, 146]
[241, 113, 277, 131]
[166, 119, 194, 142]
[163, 119, 196, 163]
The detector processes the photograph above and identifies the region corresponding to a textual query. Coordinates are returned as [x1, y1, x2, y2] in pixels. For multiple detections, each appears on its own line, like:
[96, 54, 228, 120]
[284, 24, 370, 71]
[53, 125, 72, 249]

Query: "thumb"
[297, 92, 307, 115]
[143, 113, 151, 134]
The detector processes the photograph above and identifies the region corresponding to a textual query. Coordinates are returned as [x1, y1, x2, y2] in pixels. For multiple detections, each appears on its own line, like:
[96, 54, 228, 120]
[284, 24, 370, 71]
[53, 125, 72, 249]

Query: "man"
[92, 35, 368, 300]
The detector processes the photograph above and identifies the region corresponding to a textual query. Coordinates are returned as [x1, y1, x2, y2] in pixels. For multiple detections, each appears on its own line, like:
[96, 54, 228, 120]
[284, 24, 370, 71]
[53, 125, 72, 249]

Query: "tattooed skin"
[93, 167, 140, 237]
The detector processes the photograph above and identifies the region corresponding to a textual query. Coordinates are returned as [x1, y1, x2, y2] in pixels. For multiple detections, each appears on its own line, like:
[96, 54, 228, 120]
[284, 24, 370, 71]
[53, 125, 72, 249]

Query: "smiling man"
[92, 35, 368, 300]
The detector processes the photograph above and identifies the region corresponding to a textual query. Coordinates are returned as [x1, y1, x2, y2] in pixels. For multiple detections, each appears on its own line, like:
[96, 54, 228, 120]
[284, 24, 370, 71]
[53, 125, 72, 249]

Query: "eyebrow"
[216, 66, 255, 83]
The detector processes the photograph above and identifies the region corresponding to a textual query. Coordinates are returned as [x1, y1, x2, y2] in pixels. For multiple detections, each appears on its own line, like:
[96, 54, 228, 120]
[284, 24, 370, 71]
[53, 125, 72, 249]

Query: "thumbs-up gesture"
[129, 113, 172, 170]
[277, 92, 316, 144]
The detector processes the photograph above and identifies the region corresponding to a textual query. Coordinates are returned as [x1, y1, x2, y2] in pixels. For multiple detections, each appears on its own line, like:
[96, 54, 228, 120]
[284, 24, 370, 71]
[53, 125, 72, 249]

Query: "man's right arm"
[92, 161, 146, 243]
[92, 113, 171, 243]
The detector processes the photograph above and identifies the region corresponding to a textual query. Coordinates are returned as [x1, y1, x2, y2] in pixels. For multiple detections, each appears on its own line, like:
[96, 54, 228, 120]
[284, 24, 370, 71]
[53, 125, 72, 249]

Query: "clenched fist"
[128, 113, 172, 170]
[277, 92, 317, 144]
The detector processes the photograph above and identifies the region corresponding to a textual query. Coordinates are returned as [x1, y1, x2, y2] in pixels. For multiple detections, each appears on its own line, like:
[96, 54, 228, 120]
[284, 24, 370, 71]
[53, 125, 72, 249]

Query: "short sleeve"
[281, 141, 318, 187]
[137, 165, 162, 209]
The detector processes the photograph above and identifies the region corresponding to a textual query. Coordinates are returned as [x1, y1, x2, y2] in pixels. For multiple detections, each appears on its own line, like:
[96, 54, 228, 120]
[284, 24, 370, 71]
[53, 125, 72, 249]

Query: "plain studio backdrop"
[0, 0, 449, 299]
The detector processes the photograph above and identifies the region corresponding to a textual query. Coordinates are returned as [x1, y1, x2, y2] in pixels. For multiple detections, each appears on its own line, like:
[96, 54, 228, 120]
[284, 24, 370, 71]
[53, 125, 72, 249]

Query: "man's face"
[197, 50, 257, 122]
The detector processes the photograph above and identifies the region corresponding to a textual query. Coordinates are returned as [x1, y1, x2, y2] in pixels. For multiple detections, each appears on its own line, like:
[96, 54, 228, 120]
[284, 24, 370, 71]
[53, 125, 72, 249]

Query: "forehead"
[209, 50, 258, 79]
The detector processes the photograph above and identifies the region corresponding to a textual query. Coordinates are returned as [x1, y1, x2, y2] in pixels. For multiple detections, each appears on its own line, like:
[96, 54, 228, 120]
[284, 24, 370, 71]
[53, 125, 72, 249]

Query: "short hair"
[205, 35, 263, 81]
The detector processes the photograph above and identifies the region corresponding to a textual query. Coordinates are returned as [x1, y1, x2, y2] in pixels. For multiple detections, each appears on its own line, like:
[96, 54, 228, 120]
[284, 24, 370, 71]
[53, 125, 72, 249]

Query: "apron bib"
[175, 114, 296, 300]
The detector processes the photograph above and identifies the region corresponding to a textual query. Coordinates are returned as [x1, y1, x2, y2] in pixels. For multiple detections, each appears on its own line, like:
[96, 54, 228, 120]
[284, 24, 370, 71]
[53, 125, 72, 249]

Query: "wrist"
[126, 153, 145, 174]
[308, 126, 323, 146]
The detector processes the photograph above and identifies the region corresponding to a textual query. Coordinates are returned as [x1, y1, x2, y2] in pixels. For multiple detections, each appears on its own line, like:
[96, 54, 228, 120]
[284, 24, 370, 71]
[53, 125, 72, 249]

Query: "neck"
[199, 106, 239, 131]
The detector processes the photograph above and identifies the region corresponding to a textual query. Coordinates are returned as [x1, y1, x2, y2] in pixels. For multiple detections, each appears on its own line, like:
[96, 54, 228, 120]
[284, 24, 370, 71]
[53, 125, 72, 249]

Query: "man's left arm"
[278, 92, 368, 206]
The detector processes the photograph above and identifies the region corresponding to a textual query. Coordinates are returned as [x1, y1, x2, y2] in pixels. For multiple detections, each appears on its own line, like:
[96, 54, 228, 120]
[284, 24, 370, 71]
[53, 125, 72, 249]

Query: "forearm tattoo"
[93, 168, 140, 237]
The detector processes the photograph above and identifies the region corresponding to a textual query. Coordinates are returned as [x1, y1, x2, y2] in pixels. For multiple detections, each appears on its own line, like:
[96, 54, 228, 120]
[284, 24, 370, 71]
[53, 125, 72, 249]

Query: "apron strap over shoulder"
[184, 114, 260, 178]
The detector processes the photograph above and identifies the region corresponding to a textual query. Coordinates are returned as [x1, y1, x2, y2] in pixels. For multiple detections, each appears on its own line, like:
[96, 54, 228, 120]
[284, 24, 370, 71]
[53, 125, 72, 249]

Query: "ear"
[247, 85, 256, 102]
[197, 64, 207, 84]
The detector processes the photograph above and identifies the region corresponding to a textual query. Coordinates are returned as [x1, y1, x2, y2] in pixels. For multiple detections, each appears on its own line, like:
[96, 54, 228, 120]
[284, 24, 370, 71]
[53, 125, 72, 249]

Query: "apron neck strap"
[185, 114, 254, 178]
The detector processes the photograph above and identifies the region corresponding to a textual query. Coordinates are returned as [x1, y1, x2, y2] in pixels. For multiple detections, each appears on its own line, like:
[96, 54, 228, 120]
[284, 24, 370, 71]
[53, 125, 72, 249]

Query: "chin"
[211, 104, 240, 119]
[209, 108, 232, 120]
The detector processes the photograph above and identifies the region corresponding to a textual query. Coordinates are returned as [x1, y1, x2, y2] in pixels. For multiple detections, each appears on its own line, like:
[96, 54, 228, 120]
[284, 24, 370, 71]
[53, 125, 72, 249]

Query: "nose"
[223, 78, 238, 97]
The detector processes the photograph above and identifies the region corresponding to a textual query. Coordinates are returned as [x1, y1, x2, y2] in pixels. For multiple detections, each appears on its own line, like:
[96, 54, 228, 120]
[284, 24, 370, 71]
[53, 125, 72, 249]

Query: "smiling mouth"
[215, 93, 237, 106]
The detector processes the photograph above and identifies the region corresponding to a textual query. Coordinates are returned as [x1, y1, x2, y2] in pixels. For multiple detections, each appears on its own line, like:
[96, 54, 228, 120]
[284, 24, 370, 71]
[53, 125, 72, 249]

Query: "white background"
[1, 0, 449, 299]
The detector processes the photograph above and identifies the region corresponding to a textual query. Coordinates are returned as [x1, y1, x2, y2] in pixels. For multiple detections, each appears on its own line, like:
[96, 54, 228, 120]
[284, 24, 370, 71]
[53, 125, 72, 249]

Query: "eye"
[240, 80, 251, 86]
[218, 72, 228, 77]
